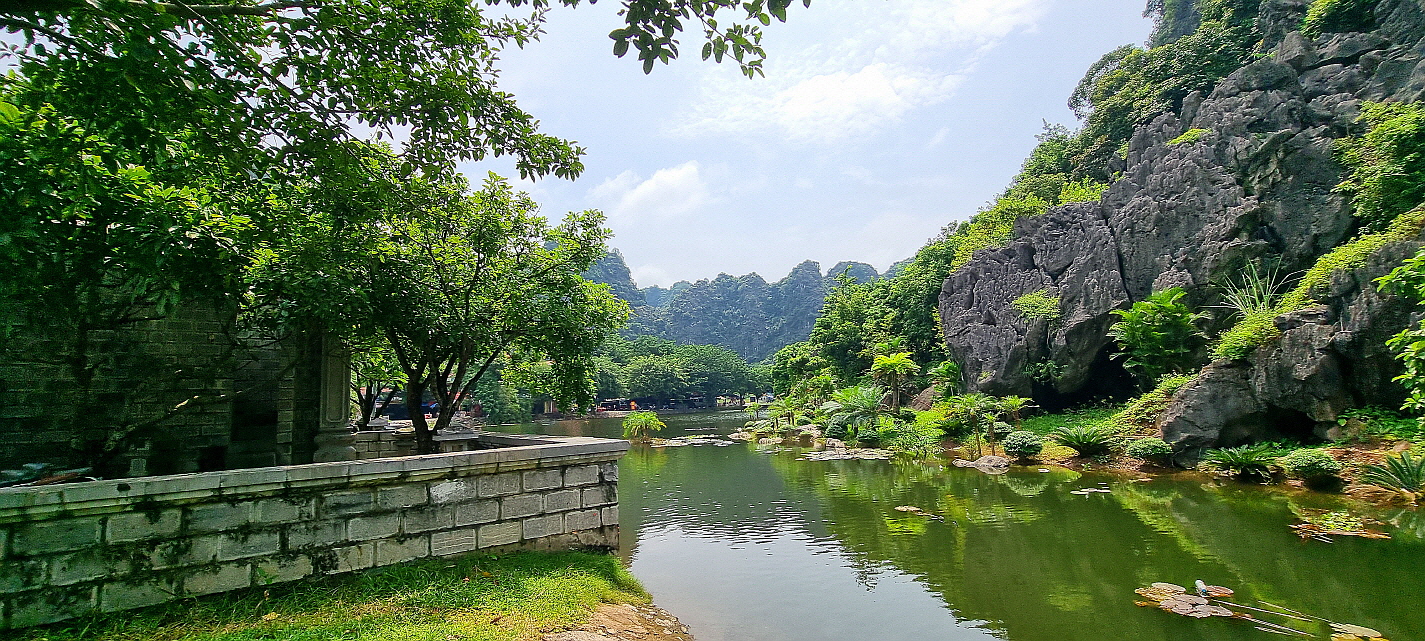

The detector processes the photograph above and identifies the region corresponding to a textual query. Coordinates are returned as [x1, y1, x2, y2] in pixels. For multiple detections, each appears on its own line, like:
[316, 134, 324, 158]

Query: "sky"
[464, 1, 1155, 288]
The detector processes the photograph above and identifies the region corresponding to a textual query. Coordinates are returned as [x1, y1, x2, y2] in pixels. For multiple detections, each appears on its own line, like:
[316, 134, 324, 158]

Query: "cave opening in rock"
[1032, 347, 1139, 413]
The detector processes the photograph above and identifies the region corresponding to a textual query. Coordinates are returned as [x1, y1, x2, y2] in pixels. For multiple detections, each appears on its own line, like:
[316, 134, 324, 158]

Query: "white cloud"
[670, 0, 1050, 143]
[586, 161, 712, 222]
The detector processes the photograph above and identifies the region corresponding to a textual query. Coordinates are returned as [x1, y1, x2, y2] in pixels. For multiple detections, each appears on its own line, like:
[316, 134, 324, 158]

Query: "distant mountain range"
[584, 250, 887, 362]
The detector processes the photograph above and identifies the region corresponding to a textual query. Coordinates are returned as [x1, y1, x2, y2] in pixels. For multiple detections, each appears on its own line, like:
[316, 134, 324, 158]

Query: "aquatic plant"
[1278, 449, 1342, 480]
[1002, 430, 1044, 461]
[1360, 451, 1425, 502]
[1050, 424, 1117, 456]
[621, 411, 665, 442]
[1126, 437, 1173, 465]
[1203, 443, 1282, 481]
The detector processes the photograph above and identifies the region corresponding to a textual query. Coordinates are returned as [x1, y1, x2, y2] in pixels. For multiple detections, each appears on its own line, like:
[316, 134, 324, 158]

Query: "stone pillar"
[312, 333, 358, 462]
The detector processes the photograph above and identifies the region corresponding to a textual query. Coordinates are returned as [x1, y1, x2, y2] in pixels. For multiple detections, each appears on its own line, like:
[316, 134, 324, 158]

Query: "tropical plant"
[1107, 287, 1207, 387]
[621, 411, 665, 442]
[876, 417, 943, 458]
[1126, 437, 1174, 465]
[1360, 452, 1425, 502]
[820, 385, 883, 444]
[1336, 102, 1425, 229]
[947, 393, 1001, 457]
[1002, 431, 1044, 461]
[997, 396, 1034, 428]
[1050, 424, 1117, 457]
[1203, 443, 1283, 481]
[927, 361, 963, 397]
[870, 352, 920, 411]
[766, 396, 807, 434]
[1278, 449, 1343, 480]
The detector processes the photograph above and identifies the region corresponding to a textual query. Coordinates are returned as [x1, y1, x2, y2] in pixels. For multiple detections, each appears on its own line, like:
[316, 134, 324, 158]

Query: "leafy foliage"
[1003, 430, 1045, 460]
[1303, 0, 1380, 38]
[1108, 288, 1207, 385]
[1203, 443, 1283, 480]
[1167, 128, 1211, 145]
[875, 417, 944, 457]
[1126, 437, 1173, 462]
[1360, 451, 1425, 500]
[1278, 449, 1343, 479]
[820, 385, 882, 443]
[1111, 374, 1195, 433]
[1050, 424, 1118, 456]
[1011, 290, 1062, 321]
[621, 410, 666, 441]
[1335, 102, 1425, 230]
[871, 352, 920, 411]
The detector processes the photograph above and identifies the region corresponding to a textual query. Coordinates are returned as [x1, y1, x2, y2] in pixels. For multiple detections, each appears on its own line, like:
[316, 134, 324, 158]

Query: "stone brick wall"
[353, 430, 418, 459]
[0, 433, 627, 629]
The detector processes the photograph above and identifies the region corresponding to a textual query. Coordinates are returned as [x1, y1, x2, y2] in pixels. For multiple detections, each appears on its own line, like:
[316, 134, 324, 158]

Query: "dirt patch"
[543, 603, 694, 641]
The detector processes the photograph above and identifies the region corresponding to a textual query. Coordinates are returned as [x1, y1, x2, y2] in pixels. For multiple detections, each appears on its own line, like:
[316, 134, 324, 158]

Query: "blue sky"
[467, 1, 1153, 287]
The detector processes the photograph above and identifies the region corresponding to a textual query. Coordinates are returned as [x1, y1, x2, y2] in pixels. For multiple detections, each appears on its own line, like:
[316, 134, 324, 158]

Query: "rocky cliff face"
[939, 1, 1425, 442]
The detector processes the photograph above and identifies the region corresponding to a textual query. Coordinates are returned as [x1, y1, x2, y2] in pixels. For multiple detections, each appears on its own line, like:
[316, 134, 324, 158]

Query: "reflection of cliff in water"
[770, 458, 1425, 641]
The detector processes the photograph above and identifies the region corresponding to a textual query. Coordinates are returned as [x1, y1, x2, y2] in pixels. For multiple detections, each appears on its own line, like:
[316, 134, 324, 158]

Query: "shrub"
[878, 417, 944, 458]
[1203, 443, 1282, 480]
[1303, 0, 1379, 38]
[1111, 374, 1195, 432]
[1279, 449, 1343, 479]
[1003, 430, 1044, 460]
[1126, 437, 1174, 463]
[621, 411, 665, 441]
[1108, 287, 1207, 385]
[1167, 128, 1210, 145]
[1360, 451, 1425, 501]
[1050, 424, 1117, 456]
[1011, 289, 1061, 321]
[1336, 101, 1425, 230]
[1058, 178, 1108, 204]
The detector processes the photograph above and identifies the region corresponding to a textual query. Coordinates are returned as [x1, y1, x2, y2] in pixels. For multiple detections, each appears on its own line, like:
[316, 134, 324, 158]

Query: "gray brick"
[600, 462, 618, 482]
[522, 469, 563, 491]
[564, 509, 601, 533]
[255, 556, 313, 584]
[478, 473, 521, 498]
[106, 510, 181, 543]
[186, 503, 251, 533]
[329, 543, 374, 574]
[378, 484, 429, 509]
[402, 506, 454, 533]
[543, 489, 580, 513]
[500, 494, 543, 520]
[285, 520, 346, 549]
[150, 535, 221, 569]
[8, 584, 95, 627]
[430, 478, 478, 504]
[375, 537, 428, 565]
[522, 514, 562, 540]
[563, 465, 600, 487]
[477, 521, 521, 548]
[183, 563, 251, 596]
[218, 531, 281, 562]
[601, 506, 619, 526]
[13, 517, 102, 555]
[0, 557, 46, 593]
[454, 500, 499, 526]
[347, 514, 400, 541]
[581, 485, 616, 508]
[322, 490, 375, 517]
[252, 498, 313, 524]
[430, 528, 478, 556]
[100, 579, 174, 612]
[50, 550, 129, 586]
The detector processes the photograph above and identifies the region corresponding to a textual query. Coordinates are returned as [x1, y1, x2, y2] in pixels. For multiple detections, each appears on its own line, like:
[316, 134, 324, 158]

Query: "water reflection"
[495, 412, 1423, 641]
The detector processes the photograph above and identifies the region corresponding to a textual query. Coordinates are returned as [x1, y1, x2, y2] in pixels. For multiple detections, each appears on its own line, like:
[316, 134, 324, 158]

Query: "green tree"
[622, 355, 690, 401]
[1107, 287, 1206, 387]
[350, 339, 404, 429]
[870, 352, 920, 411]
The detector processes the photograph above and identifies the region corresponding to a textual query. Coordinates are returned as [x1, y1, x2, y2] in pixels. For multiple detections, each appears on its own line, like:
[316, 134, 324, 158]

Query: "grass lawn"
[16, 551, 648, 641]
[1019, 405, 1120, 436]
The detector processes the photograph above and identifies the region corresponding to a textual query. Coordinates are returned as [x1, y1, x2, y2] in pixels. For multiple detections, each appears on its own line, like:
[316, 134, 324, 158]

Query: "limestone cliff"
[938, 0, 1425, 446]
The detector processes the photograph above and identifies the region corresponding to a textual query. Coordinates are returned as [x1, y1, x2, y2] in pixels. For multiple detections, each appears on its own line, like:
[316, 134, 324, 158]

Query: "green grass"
[1020, 405, 1120, 436]
[16, 552, 648, 641]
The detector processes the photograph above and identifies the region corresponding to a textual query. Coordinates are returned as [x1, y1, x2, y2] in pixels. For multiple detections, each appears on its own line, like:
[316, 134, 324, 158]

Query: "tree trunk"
[405, 379, 434, 454]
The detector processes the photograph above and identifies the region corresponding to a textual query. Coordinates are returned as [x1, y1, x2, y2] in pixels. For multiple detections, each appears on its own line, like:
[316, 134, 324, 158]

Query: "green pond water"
[493, 411, 1425, 641]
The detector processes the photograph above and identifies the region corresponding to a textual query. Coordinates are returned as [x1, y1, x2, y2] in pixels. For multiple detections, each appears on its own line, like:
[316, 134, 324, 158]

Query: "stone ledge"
[0, 435, 628, 523]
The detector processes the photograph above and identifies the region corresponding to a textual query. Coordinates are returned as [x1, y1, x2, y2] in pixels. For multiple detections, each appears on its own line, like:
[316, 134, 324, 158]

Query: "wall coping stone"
[0, 433, 627, 524]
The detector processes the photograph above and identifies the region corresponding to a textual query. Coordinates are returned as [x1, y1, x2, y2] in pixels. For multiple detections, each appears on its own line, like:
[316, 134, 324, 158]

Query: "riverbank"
[13, 551, 684, 641]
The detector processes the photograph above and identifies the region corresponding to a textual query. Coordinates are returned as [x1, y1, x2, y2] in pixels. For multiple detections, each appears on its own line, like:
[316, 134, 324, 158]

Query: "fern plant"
[1360, 452, 1425, 502]
[1050, 424, 1117, 456]
[1203, 443, 1281, 481]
